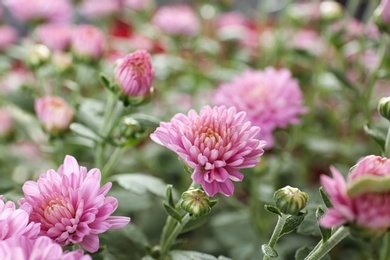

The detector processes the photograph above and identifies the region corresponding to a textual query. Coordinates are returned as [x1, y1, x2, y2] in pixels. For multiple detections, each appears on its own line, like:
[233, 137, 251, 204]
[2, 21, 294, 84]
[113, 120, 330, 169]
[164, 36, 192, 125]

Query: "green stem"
[380, 232, 390, 260]
[385, 126, 390, 158]
[263, 214, 288, 260]
[160, 214, 191, 257]
[304, 226, 349, 260]
[102, 147, 126, 182]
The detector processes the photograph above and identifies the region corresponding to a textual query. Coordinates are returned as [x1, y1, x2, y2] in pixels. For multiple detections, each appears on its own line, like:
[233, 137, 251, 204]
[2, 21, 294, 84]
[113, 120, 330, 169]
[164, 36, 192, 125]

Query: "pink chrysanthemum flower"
[320, 155, 390, 236]
[79, 0, 121, 19]
[3, 0, 72, 23]
[152, 5, 200, 36]
[0, 196, 40, 240]
[34, 96, 75, 134]
[71, 24, 105, 61]
[151, 105, 266, 197]
[0, 236, 91, 260]
[35, 23, 73, 51]
[0, 26, 18, 51]
[18, 155, 130, 253]
[115, 50, 154, 97]
[212, 68, 307, 148]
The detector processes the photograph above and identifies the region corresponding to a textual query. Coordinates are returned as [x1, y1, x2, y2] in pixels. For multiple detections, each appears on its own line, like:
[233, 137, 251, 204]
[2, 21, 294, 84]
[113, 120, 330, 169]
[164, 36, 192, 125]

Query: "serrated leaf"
[166, 184, 175, 208]
[261, 244, 278, 258]
[112, 173, 168, 198]
[316, 206, 332, 243]
[280, 212, 307, 237]
[163, 202, 182, 223]
[264, 204, 282, 216]
[69, 123, 102, 142]
[319, 187, 333, 208]
[295, 246, 312, 260]
[364, 123, 386, 151]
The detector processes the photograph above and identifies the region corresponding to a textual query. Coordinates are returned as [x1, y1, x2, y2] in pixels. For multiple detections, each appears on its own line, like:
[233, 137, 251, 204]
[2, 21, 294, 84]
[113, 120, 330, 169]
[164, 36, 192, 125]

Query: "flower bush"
[1, 0, 390, 259]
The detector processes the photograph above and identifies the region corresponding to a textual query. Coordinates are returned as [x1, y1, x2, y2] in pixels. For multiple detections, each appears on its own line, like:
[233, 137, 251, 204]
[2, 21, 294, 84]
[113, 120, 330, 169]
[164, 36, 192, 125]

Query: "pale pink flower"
[0, 236, 91, 260]
[79, 0, 121, 19]
[34, 96, 75, 133]
[0, 109, 13, 137]
[0, 26, 18, 50]
[3, 0, 72, 23]
[152, 5, 200, 36]
[291, 29, 324, 55]
[320, 156, 390, 235]
[124, 0, 153, 11]
[115, 50, 154, 97]
[35, 23, 73, 51]
[213, 68, 307, 148]
[151, 105, 266, 197]
[0, 196, 40, 240]
[72, 24, 105, 61]
[18, 155, 131, 253]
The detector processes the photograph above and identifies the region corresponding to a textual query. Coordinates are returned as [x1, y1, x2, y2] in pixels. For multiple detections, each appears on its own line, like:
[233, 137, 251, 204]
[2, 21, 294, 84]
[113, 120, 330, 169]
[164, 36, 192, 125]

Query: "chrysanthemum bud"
[274, 186, 308, 215]
[35, 96, 75, 134]
[319, 1, 343, 22]
[26, 44, 51, 68]
[378, 97, 390, 121]
[114, 50, 154, 98]
[181, 188, 212, 218]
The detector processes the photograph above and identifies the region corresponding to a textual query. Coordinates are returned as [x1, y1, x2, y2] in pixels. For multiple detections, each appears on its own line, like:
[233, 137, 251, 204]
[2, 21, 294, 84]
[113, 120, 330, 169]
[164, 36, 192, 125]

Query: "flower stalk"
[263, 213, 288, 260]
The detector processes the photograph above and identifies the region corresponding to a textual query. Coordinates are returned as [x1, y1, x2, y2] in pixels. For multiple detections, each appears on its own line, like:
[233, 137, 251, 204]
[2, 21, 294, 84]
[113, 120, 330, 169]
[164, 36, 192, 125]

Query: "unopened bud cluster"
[274, 186, 308, 215]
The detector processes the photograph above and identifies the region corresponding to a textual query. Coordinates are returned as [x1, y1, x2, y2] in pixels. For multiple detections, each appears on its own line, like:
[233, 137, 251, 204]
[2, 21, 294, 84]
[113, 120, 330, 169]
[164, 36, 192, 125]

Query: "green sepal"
[163, 203, 182, 223]
[280, 211, 307, 237]
[319, 187, 333, 208]
[261, 244, 278, 258]
[316, 206, 332, 243]
[166, 185, 175, 208]
[264, 204, 282, 216]
[209, 199, 218, 208]
[347, 174, 390, 197]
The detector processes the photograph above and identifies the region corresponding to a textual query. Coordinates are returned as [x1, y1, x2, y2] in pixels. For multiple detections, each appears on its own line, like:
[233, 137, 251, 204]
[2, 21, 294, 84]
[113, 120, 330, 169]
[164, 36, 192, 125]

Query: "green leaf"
[261, 244, 278, 258]
[319, 187, 333, 208]
[100, 73, 114, 92]
[295, 246, 312, 260]
[264, 204, 282, 216]
[181, 216, 209, 234]
[328, 67, 359, 97]
[112, 173, 168, 198]
[169, 250, 218, 260]
[163, 202, 182, 223]
[316, 206, 332, 243]
[280, 212, 307, 237]
[69, 123, 102, 142]
[347, 174, 390, 197]
[128, 113, 161, 129]
[166, 184, 175, 208]
[364, 123, 386, 151]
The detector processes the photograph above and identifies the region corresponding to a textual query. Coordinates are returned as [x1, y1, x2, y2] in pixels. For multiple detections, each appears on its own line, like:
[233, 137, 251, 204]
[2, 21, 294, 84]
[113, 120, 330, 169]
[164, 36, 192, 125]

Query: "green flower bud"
[26, 44, 51, 68]
[319, 1, 343, 22]
[181, 188, 212, 218]
[274, 186, 308, 215]
[378, 97, 390, 121]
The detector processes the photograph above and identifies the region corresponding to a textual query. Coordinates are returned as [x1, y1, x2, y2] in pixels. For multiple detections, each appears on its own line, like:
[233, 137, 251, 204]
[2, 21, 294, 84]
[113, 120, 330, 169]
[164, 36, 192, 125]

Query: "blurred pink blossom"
[152, 5, 200, 36]
[0, 26, 18, 50]
[124, 0, 153, 11]
[213, 68, 307, 148]
[380, 0, 390, 24]
[0, 109, 13, 137]
[115, 50, 154, 97]
[151, 105, 266, 197]
[35, 23, 73, 51]
[34, 96, 75, 134]
[0, 196, 40, 240]
[320, 156, 390, 236]
[291, 29, 324, 55]
[0, 236, 91, 260]
[72, 24, 105, 61]
[19, 155, 131, 253]
[79, 0, 121, 19]
[3, 0, 72, 23]
[128, 34, 154, 52]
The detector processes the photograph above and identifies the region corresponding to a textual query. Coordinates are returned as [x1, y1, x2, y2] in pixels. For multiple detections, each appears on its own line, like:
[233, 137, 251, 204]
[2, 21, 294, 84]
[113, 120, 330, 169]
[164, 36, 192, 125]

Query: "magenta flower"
[320, 155, 390, 236]
[213, 68, 307, 148]
[35, 23, 73, 51]
[152, 5, 200, 36]
[0, 236, 91, 260]
[34, 96, 75, 134]
[3, 0, 72, 23]
[0, 196, 40, 240]
[71, 24, 105, 61]
[0, 26, 18, 51]
[151, 105, 266, 197]
[18, 155, 130, 253]
[115, 50, 154, 97]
